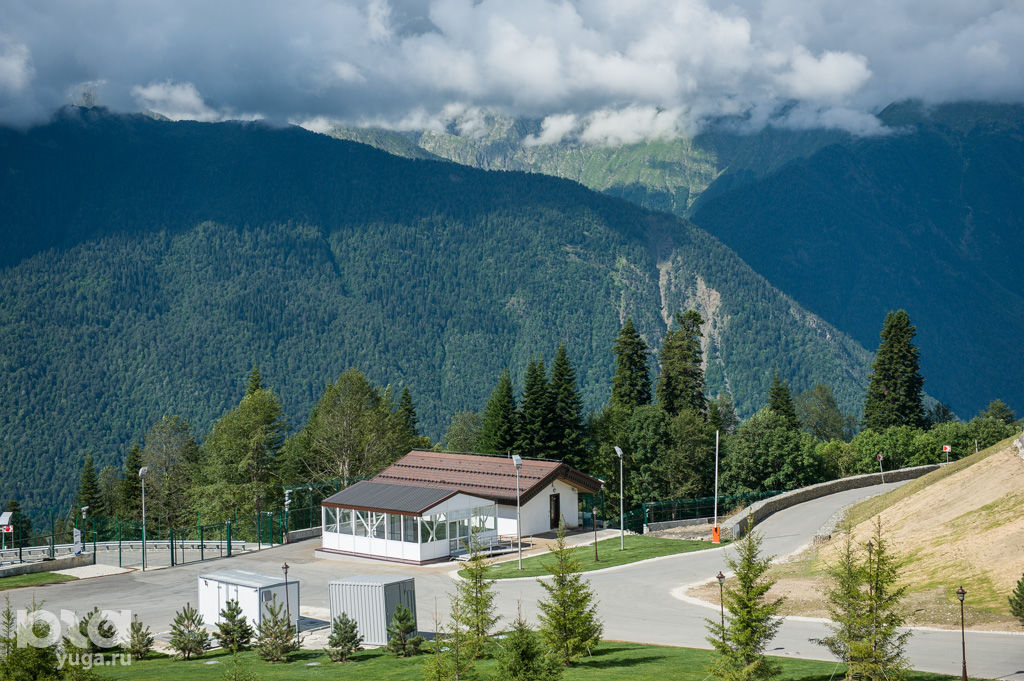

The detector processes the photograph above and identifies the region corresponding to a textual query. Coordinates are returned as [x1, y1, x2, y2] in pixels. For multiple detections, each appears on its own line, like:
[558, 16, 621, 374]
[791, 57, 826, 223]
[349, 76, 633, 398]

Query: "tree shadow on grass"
[576, 650, 669, 670]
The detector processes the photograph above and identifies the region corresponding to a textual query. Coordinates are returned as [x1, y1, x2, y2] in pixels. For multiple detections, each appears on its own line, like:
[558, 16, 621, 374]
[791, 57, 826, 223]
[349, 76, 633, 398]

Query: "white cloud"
[778, 48, 872, 101]
[3, 0, 1024, 134]
[580, 106, 685, 146]
[524, 113, 579, 146]
[0, 39, 33, 93]
[131, 80, 262, 122]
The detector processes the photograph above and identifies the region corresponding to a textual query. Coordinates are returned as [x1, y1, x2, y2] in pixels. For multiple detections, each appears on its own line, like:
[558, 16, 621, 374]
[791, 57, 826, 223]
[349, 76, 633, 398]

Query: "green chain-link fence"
[605, 490, 783, 534]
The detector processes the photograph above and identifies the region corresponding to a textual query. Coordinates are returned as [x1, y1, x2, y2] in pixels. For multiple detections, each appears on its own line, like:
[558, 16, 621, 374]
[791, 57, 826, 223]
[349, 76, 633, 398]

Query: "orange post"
[712, 526, 721, 544]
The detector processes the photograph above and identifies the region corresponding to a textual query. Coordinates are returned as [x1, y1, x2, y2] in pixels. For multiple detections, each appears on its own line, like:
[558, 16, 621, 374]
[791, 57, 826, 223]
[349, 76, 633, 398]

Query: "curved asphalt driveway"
[491, 482, 1024, 680]
[6, 481, 1021, 679]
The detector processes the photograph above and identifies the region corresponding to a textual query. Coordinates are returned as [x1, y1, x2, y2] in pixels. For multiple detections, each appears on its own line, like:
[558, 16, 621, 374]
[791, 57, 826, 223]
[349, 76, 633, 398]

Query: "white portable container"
[198, 569, 300, 630]
[328, 575, 416, 646]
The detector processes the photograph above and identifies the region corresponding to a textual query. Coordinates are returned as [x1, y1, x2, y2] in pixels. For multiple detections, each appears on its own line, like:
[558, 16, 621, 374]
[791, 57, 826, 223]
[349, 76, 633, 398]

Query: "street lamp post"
[512, 454, 523, 570]
[282, 562, 293, 639]
[717, 571, 726, 643]
[593, 506, 599, 563]
[139, 467, 148, 571]
[957, 586, 967, 681]
[614, 446, 624, 551]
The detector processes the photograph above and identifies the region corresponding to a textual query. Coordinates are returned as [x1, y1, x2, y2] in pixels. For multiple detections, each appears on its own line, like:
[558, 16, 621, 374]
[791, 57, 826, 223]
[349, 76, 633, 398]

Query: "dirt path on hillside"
[689, 441, 1024, 631]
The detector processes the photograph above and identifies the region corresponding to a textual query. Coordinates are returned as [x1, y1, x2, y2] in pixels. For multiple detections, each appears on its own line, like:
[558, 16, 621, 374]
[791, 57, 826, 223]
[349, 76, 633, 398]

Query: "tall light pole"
[139, 467, 148, 571]
[713, 430, 721, 543]
[957, 586, 967, 681]
[282, 562, 292, 637]
[614, 446, 624, 550]
[716, 571, 726, 643]
[512, 455, 523, 570]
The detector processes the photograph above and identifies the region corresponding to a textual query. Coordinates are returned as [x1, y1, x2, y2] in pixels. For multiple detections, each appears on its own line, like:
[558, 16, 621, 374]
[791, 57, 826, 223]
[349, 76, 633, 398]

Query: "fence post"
[117, 524, 122, 567]
[226, 521, 232, 557]
[200, 525, 204, 562]
[169, 527, 175, 567]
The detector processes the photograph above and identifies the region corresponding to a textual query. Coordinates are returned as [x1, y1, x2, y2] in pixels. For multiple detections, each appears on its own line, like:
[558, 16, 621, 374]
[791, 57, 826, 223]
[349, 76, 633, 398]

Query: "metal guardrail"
[0, 540, 248, 564]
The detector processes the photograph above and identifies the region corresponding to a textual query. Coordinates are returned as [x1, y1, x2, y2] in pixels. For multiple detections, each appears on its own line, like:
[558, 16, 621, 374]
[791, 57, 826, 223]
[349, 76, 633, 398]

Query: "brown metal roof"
[322, 480, 461, 516]
[371, 451, 603, 506]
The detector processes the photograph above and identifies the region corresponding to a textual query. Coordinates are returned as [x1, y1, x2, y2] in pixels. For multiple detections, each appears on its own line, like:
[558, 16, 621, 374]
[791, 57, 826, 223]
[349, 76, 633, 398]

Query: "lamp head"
[717, 571, 725, 584]
[614, 446, 623, 459]
[956, 586, 965, 602]
[138, 466, 148, 479]
[512, 454, 522, 469]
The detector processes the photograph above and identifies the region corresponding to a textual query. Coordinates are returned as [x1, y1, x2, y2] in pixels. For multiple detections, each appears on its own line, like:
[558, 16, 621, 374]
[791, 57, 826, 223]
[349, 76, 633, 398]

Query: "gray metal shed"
[328, 575, 416, 646]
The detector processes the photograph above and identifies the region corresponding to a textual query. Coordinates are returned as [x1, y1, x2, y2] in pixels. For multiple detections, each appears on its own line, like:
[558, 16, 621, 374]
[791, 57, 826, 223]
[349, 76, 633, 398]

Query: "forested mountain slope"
[0, 107, 871, 508]
[691, 102, 1024, 416]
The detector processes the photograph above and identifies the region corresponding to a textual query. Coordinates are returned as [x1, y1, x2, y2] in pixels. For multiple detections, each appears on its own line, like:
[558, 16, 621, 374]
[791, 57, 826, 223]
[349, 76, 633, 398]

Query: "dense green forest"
[0, 107, 873, 510]
[333, 103, 1024, 417]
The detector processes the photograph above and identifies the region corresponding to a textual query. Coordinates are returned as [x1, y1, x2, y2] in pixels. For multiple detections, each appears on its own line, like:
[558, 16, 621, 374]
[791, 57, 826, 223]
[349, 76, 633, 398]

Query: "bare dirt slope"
[692, 434, 1024, 630]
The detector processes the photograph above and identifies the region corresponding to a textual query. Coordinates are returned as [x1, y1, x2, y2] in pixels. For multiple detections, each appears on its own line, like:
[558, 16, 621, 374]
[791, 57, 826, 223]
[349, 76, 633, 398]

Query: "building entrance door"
[549, 493, 560, 530]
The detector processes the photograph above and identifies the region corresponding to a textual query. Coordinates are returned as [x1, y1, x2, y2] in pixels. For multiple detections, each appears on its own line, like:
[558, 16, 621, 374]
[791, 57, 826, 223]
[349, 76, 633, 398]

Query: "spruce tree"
[861, 518, 910, 681]
[495, 612, 562, 681]
[657, 310, 706, 417]
[705, 524, 784, 681]
[326, 612, 362, 662]
[246, 365, 263, 396]
[397, 386, 420, 440]
[768, 373, 800, 431]
[256, 597, 298, 662]
[477, 369, 519, 455]
[423, 594, 475, 681]
[118, 443, 144, 520]
[215, 599, 254, 653]
[386, 604, 424, 657]
[862, 310, 925, 431]
[169, 602, 209, 660]
[76, 454, 104, 517]
[537, 526, 602, 665]
[814, 533, 873, 679]
[127, 615, 154, 661]
[1009, 571, 1024, 626]
[549, 344, 588, 470]
[454, 538, 499, 658]
[611, 318, 651, 413]
[517, 358, 555, 458]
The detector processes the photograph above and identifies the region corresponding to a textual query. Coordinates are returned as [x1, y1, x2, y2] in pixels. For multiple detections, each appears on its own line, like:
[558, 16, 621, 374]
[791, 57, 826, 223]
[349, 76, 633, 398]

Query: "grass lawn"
[469, 534, 726, 580]
[93, 641, 960, 681]
[0, 571, 78, 591]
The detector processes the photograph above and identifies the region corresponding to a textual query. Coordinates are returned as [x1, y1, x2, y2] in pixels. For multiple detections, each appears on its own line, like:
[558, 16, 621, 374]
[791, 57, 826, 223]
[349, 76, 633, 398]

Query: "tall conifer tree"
[478, 369, 519, 455]
[768, 373, 800, 431]
[119, 443, 144, 520]
[611, 318, 651, 412]
[518, 358, 555, 458]
[657, 310, 706, 417]
[77, 454, 103, 516]
[549, 344, 588, 470]
[862, 310, 925, 431]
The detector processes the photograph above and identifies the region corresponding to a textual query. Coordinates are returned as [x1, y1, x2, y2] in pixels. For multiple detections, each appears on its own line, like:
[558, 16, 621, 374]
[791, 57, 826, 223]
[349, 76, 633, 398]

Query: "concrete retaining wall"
[646, 516, 714, 532]
[0, 552, 95, 578]
[727, 464, 941, 539]
[285, 526, 322, 543]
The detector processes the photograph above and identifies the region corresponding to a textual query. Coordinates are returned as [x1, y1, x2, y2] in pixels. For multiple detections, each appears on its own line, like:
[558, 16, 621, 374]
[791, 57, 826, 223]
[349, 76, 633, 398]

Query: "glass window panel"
[420, 518, 433, 543]
[388, 513, 402, 541]
[372, 512, 386, 539]
[354, 510, 368, 537]
[403, 516, 418, 543]
[339, 509, 353, 535]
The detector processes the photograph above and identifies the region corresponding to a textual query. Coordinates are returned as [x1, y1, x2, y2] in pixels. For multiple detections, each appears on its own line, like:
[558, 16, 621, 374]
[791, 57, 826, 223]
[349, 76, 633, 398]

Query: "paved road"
[6, 482, 1022, 679]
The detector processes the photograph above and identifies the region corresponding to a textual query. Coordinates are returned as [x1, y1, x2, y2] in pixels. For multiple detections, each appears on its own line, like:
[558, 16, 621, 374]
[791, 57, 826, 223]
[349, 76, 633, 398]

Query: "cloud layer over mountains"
[2, 0, 1022, 138]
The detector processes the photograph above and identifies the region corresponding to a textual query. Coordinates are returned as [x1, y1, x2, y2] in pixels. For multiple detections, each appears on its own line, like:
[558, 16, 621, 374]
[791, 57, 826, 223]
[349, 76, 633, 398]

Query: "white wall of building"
[497, 478, 581, 537]
[321, 492, 495, 563]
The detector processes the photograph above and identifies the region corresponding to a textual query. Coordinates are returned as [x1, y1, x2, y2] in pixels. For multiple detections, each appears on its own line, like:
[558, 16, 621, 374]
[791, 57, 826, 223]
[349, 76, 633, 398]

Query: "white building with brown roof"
[318, 450, 603, 564]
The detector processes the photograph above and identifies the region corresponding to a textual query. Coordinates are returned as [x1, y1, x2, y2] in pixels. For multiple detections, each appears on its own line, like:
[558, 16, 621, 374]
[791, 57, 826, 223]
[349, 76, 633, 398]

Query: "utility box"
[198, 569, 300, 630]
[328, 575, 416, 646]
